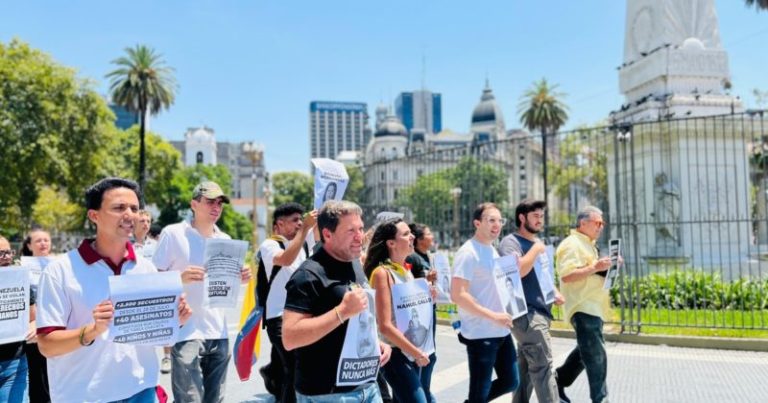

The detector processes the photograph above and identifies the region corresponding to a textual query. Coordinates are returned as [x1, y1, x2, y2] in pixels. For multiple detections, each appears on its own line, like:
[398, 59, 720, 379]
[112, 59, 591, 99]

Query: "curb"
[436, 319, 768, 352]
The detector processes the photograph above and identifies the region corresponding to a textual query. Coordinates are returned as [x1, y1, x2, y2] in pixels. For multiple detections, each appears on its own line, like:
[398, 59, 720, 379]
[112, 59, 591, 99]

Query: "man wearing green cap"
[153, 181, 252, 403]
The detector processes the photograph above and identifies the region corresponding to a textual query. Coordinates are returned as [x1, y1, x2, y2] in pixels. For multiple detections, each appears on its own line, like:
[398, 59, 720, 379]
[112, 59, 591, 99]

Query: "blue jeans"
[382, 348, 430, 403]
[296, 382, 382, 403]
[556, 312, 608, 403]
[459, 334, 520, 403]
[172, 339, 230, 403]
[0, 356, 28, 403]
[109, 387, 158, 403]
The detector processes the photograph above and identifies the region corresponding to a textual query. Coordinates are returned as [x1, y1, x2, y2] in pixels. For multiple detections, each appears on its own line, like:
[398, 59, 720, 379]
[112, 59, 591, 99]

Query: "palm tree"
[518, 78, 569, 233]
[107, 45, 177, 193]
[745, 0, 768, 11]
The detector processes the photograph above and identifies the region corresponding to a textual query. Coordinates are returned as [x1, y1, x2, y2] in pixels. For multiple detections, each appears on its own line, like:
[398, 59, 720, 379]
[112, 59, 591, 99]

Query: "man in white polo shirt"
[259, 202, 316, 403]
[152, 181, 251, 403]
[36, 177, 192, 402]
[451, 202, 520, 403]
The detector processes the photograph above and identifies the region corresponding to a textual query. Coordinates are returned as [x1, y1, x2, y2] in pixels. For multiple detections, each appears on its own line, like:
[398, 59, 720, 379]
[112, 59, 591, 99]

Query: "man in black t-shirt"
[498, 200, 565, 403]
[283, 201, 392, 402]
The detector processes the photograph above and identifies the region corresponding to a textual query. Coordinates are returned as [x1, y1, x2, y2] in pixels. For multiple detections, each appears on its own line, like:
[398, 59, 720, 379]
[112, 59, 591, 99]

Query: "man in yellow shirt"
[554, 206, 612, 403]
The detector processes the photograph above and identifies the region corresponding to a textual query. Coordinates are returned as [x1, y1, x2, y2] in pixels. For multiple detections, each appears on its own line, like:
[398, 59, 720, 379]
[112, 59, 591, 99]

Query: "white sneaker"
[160, 357, 172, 374]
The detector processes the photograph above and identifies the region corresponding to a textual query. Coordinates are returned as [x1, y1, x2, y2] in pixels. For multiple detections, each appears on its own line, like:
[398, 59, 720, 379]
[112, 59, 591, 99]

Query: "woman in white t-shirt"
[365, 218, 434, 403]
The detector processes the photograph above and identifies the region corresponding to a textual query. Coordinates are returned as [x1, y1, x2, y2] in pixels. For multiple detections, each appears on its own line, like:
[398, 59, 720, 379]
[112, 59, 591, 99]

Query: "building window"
[196, 151, 204, 164]
[381, 171, 385, 181]
[393, 170, 398, 180]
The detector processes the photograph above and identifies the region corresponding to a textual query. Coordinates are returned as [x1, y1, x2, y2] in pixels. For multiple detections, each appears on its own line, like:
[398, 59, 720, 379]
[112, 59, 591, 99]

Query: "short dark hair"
[85, 177, 143, 211]
[317, 200, 362, 236]
[149, 224, 163, 238]
[409, 222, 429, 241]
[273, 202, 305, 223]
[472, 202, 499, 222]
[514, 199, 547, 228]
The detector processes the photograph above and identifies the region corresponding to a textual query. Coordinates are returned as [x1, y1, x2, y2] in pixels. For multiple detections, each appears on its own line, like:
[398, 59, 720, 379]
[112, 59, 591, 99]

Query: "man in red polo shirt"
[36, 177, 192, 402]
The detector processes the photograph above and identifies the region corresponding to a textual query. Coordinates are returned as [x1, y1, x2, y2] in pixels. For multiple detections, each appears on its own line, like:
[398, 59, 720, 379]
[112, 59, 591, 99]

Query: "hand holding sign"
[92, 300, 115, 336]
[338, 288, 368, 320]
[181, 266, 206, 283]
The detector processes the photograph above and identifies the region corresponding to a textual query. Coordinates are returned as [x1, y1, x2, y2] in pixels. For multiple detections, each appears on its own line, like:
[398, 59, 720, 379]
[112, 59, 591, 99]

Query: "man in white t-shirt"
[36, 177, 192, 402]
[152, 181, 251, 403]
[258, 202, 316, 403]
[451, 202, 520, 403]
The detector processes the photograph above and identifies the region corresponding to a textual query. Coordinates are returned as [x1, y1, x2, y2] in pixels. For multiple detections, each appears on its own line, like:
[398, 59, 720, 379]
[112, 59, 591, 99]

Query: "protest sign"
[433, 253, 452, 303]
[0, 266, 31, 344]
[108, 271, 182, 346]
[204, 239, 249, 308]
[604, 239, 622, 289]
[534, 250, 557, 304]
[336, 288, 380, 386]
[495, 255, 527, 319]
[391, 279, 434, 360]
[311, 158, 349, 210]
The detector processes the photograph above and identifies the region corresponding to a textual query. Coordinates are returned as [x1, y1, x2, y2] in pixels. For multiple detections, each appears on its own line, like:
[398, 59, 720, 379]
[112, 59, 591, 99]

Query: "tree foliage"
[106, 44, 177, 191]
[272, 171, 314, 210]
[32, 186, 83, 234]
[0, 39, 115, 232]
[397, 157, 509, 233]
[344, 165, 365, 204]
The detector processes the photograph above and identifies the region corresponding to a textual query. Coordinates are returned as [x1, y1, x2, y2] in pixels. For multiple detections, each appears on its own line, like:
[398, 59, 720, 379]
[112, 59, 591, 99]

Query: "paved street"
[160, 289, 768, 402]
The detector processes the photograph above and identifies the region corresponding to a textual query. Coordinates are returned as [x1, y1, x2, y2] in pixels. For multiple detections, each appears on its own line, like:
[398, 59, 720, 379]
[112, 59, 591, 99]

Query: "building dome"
[374, 115, 408, 137]
[471, 82, 505, 127]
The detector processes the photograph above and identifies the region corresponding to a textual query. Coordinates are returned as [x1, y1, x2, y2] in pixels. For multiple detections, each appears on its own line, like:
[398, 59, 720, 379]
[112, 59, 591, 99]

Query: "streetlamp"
[263, 172, 272, 235]
[450, 187, 462, 248]
[243, 142, 263, 253]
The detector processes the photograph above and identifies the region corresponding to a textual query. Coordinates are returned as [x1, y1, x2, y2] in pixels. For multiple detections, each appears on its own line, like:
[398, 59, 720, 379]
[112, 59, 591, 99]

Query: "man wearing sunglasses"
[554, 206, 612, 403]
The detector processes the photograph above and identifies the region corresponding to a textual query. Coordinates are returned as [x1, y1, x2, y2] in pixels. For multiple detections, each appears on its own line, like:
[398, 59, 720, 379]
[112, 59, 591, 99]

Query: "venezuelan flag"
[234, 275, 263, 381]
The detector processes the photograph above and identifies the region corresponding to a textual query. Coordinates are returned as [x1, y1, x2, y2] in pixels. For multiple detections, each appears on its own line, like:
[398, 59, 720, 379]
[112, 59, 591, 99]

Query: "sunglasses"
[0, 249, 15, 258]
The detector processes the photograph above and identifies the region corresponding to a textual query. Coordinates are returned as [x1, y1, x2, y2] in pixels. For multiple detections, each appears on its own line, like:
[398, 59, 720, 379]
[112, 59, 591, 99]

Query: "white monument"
[608, 0, 751, 272]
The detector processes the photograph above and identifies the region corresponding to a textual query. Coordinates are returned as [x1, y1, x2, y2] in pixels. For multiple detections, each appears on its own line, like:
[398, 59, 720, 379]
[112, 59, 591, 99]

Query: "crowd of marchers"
[1, 176, 615, 403]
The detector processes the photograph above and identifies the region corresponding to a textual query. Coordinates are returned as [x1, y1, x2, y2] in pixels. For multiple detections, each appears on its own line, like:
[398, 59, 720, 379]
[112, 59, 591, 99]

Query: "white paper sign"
[203, 239, 249, 308]
[433, 253, 452, 303]
[604, 239, 621, 290]
[20, 256, 50, 288]
[533, 251, 557, 305]
[495, 255, 528, 319]
[336, 288, 380, 386]
[391, 279, 435, 360]
[108, 271, 182, 346]
[312, 158, 350, 210]
[0, 267, 31, 345]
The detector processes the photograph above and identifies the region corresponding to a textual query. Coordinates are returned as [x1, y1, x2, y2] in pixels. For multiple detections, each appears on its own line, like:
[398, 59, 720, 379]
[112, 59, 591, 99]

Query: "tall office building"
[395, 90, 442, 135]
[309, 101, 370, 160]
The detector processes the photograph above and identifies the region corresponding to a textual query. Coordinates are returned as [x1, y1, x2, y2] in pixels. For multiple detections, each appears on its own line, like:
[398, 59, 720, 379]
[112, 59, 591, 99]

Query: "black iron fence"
[357, 111, 768, 333]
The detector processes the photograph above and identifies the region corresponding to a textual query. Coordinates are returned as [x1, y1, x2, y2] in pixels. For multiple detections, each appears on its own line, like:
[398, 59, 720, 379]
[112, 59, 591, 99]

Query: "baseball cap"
[192, 181, 230, 203]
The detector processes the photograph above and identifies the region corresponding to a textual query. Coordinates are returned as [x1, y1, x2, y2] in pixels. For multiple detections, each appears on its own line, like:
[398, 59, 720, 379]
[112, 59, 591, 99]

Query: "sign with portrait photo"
[432, 253, 452, 303]
[495, 255, 528, 319]
[604, 239, 622, 290]
[533, 249, 557, 305]
[390, 278, 435, 360]
[336, 288, 380, 386]
[311, 158, 349, 210]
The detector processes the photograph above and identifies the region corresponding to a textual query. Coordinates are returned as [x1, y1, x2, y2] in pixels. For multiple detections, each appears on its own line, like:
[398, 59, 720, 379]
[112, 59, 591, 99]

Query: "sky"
[2, 1, 767, 174]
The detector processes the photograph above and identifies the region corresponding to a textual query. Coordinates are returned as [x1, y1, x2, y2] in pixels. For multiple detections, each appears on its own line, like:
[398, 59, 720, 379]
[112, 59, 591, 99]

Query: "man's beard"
[524, 222, 542, 234]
